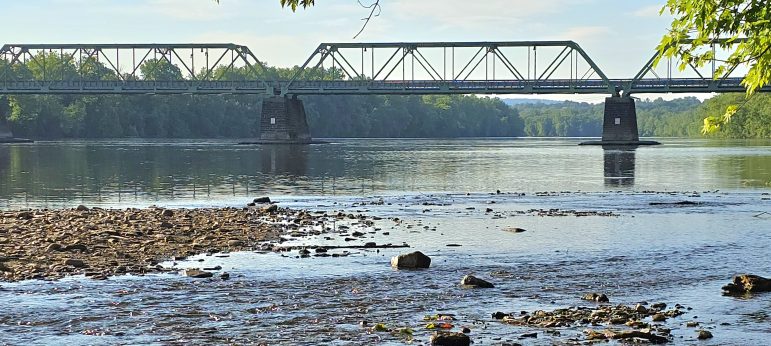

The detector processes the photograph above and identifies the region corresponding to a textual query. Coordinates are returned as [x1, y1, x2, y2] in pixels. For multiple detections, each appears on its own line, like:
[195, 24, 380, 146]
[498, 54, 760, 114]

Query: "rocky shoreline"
[0, 202, 383, 282]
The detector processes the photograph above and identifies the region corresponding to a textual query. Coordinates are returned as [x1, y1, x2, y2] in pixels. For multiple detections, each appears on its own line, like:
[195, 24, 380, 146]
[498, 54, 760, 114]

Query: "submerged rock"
[390, 251, 431, 269]
[460, 275, 495, 288]
[430, 332, 470, 346]
[722, 274, 771, 295]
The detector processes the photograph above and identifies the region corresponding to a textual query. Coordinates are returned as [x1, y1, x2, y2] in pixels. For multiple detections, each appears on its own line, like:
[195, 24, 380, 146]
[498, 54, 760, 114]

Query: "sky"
[0, 0, 713, 103]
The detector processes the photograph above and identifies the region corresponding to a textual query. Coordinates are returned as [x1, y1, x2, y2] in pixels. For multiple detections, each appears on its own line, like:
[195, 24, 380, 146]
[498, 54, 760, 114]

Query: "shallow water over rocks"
[1, 138, 770, 344]
[1, 191, 770, 344]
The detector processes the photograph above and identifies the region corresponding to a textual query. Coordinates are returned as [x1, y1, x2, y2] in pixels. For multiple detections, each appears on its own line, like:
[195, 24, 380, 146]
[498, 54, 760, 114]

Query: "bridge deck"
[0, 78, 754, 95]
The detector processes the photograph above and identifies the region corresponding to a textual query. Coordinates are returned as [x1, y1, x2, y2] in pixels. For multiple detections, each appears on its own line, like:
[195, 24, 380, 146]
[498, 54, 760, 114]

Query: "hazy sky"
[2, 1, 707, 102]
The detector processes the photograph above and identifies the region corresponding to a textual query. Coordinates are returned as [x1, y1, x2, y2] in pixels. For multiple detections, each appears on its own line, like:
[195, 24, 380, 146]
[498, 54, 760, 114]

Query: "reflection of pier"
[603, 146, 636, 187]
[0, 146, 8, 174]
[260, 144, 309, 175]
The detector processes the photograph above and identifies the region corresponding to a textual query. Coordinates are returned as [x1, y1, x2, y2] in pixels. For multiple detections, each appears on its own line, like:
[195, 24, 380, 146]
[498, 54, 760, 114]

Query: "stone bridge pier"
[255, 96, 313, 144]
[580, 96, 660, 146]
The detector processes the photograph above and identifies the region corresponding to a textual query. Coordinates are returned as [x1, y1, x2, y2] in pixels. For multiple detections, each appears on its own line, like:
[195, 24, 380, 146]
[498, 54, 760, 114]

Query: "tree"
[658, 0, 771, 134]
[279, 0, 316, 11]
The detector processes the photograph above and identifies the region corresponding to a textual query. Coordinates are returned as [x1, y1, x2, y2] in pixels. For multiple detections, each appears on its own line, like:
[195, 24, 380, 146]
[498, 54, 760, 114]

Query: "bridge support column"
[580, 96, 659, 146]
[257, 96, 313, 144]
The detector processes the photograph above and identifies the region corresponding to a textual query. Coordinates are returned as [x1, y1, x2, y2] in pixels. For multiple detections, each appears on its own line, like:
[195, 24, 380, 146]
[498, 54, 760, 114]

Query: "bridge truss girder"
[0, 43, 274, 94]
[283, 41, 614, 95]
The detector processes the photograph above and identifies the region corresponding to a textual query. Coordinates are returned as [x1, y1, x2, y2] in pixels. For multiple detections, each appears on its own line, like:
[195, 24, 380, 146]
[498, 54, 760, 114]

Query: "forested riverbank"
[2, 93, 770, 139]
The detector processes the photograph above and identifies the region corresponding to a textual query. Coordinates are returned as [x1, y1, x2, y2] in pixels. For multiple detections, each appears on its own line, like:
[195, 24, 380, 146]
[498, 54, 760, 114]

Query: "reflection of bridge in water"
[603, 146, 636, 188]
[1, 40, 764, 145]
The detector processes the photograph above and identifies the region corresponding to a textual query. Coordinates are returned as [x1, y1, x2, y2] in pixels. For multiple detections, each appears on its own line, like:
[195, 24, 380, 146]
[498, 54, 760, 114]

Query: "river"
[0, 138, 770, 345]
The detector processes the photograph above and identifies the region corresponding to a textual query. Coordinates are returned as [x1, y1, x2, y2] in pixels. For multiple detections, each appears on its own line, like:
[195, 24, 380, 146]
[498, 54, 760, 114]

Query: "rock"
[652, 313, 667, 322]
[492, 311, 508, 319]
[160, 221, 173, 229]
[460, 275, 495, 288]
[364, 242, 377, 248]
[634, 303, 648, 314]
[430, 332, 471, 346]
[520, 332, 537, 338]
[76, 205, 89, 211]
[161, 209, 174, 217]
[485, 208, 493, 213]
[582, 293, 609, 303]
[651, 302, 667, 310]
[185, 269, 213, 278]
[220, 272, 230, 280]
[390, 251, 431, 269]
[722, 274, 771, 294]
[253, 197, 271, 204]
[261, 204, 278, 213]
[46, 243, 63, 252]
[64, 244, 88, 252]
[504, 227, 527, 233]
[686, 321, 699, 327]
[63, 259, 86, 268]
[697, 330, 713, 340]
[605, 330, 668, 343]
[460, 327, 471, 334]
[227, 240, 243, 247]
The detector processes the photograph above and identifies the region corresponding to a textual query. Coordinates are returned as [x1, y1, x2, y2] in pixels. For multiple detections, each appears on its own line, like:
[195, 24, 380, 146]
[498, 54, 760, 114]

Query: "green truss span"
[0, 41, 763, 96]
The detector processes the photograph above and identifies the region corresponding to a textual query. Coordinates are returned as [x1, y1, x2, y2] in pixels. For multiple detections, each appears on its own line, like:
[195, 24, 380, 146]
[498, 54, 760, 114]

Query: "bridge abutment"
[256, 96, 313, 144]
[580, 96, 659, 146]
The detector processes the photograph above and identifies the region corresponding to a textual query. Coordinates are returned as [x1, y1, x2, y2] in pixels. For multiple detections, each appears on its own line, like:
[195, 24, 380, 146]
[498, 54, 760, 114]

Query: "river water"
[0, 138, 770, 345]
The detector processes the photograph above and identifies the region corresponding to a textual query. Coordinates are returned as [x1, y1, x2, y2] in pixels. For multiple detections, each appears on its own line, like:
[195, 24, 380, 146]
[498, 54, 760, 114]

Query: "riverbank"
[0, 203, 387, 282]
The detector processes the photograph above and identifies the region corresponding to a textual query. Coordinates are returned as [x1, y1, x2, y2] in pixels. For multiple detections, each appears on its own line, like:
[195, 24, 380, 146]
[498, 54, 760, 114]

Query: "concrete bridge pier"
[254, 96, 313, 144]
[580, 96, 660, 146]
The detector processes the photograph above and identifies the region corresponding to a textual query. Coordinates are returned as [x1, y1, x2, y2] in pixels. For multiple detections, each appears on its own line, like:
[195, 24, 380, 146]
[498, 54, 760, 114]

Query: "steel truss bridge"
[0, 41, 762, 96]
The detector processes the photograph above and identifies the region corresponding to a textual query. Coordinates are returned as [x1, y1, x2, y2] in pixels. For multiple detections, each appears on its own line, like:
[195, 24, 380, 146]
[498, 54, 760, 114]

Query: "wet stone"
[430, 332, 471, 346]
[697, 330, 713, 339]
[390, 251, 431, 269]
[460, 275, 495, 288]
[582, 293, 610, 303]
[185, 269, 214, 278]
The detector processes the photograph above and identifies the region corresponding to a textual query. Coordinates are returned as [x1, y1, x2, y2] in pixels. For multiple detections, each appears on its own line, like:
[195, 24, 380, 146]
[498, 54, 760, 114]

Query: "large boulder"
[460, 275, 495, 288]
[722, 274, 771, 295]
[390, 251, 431, 269]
